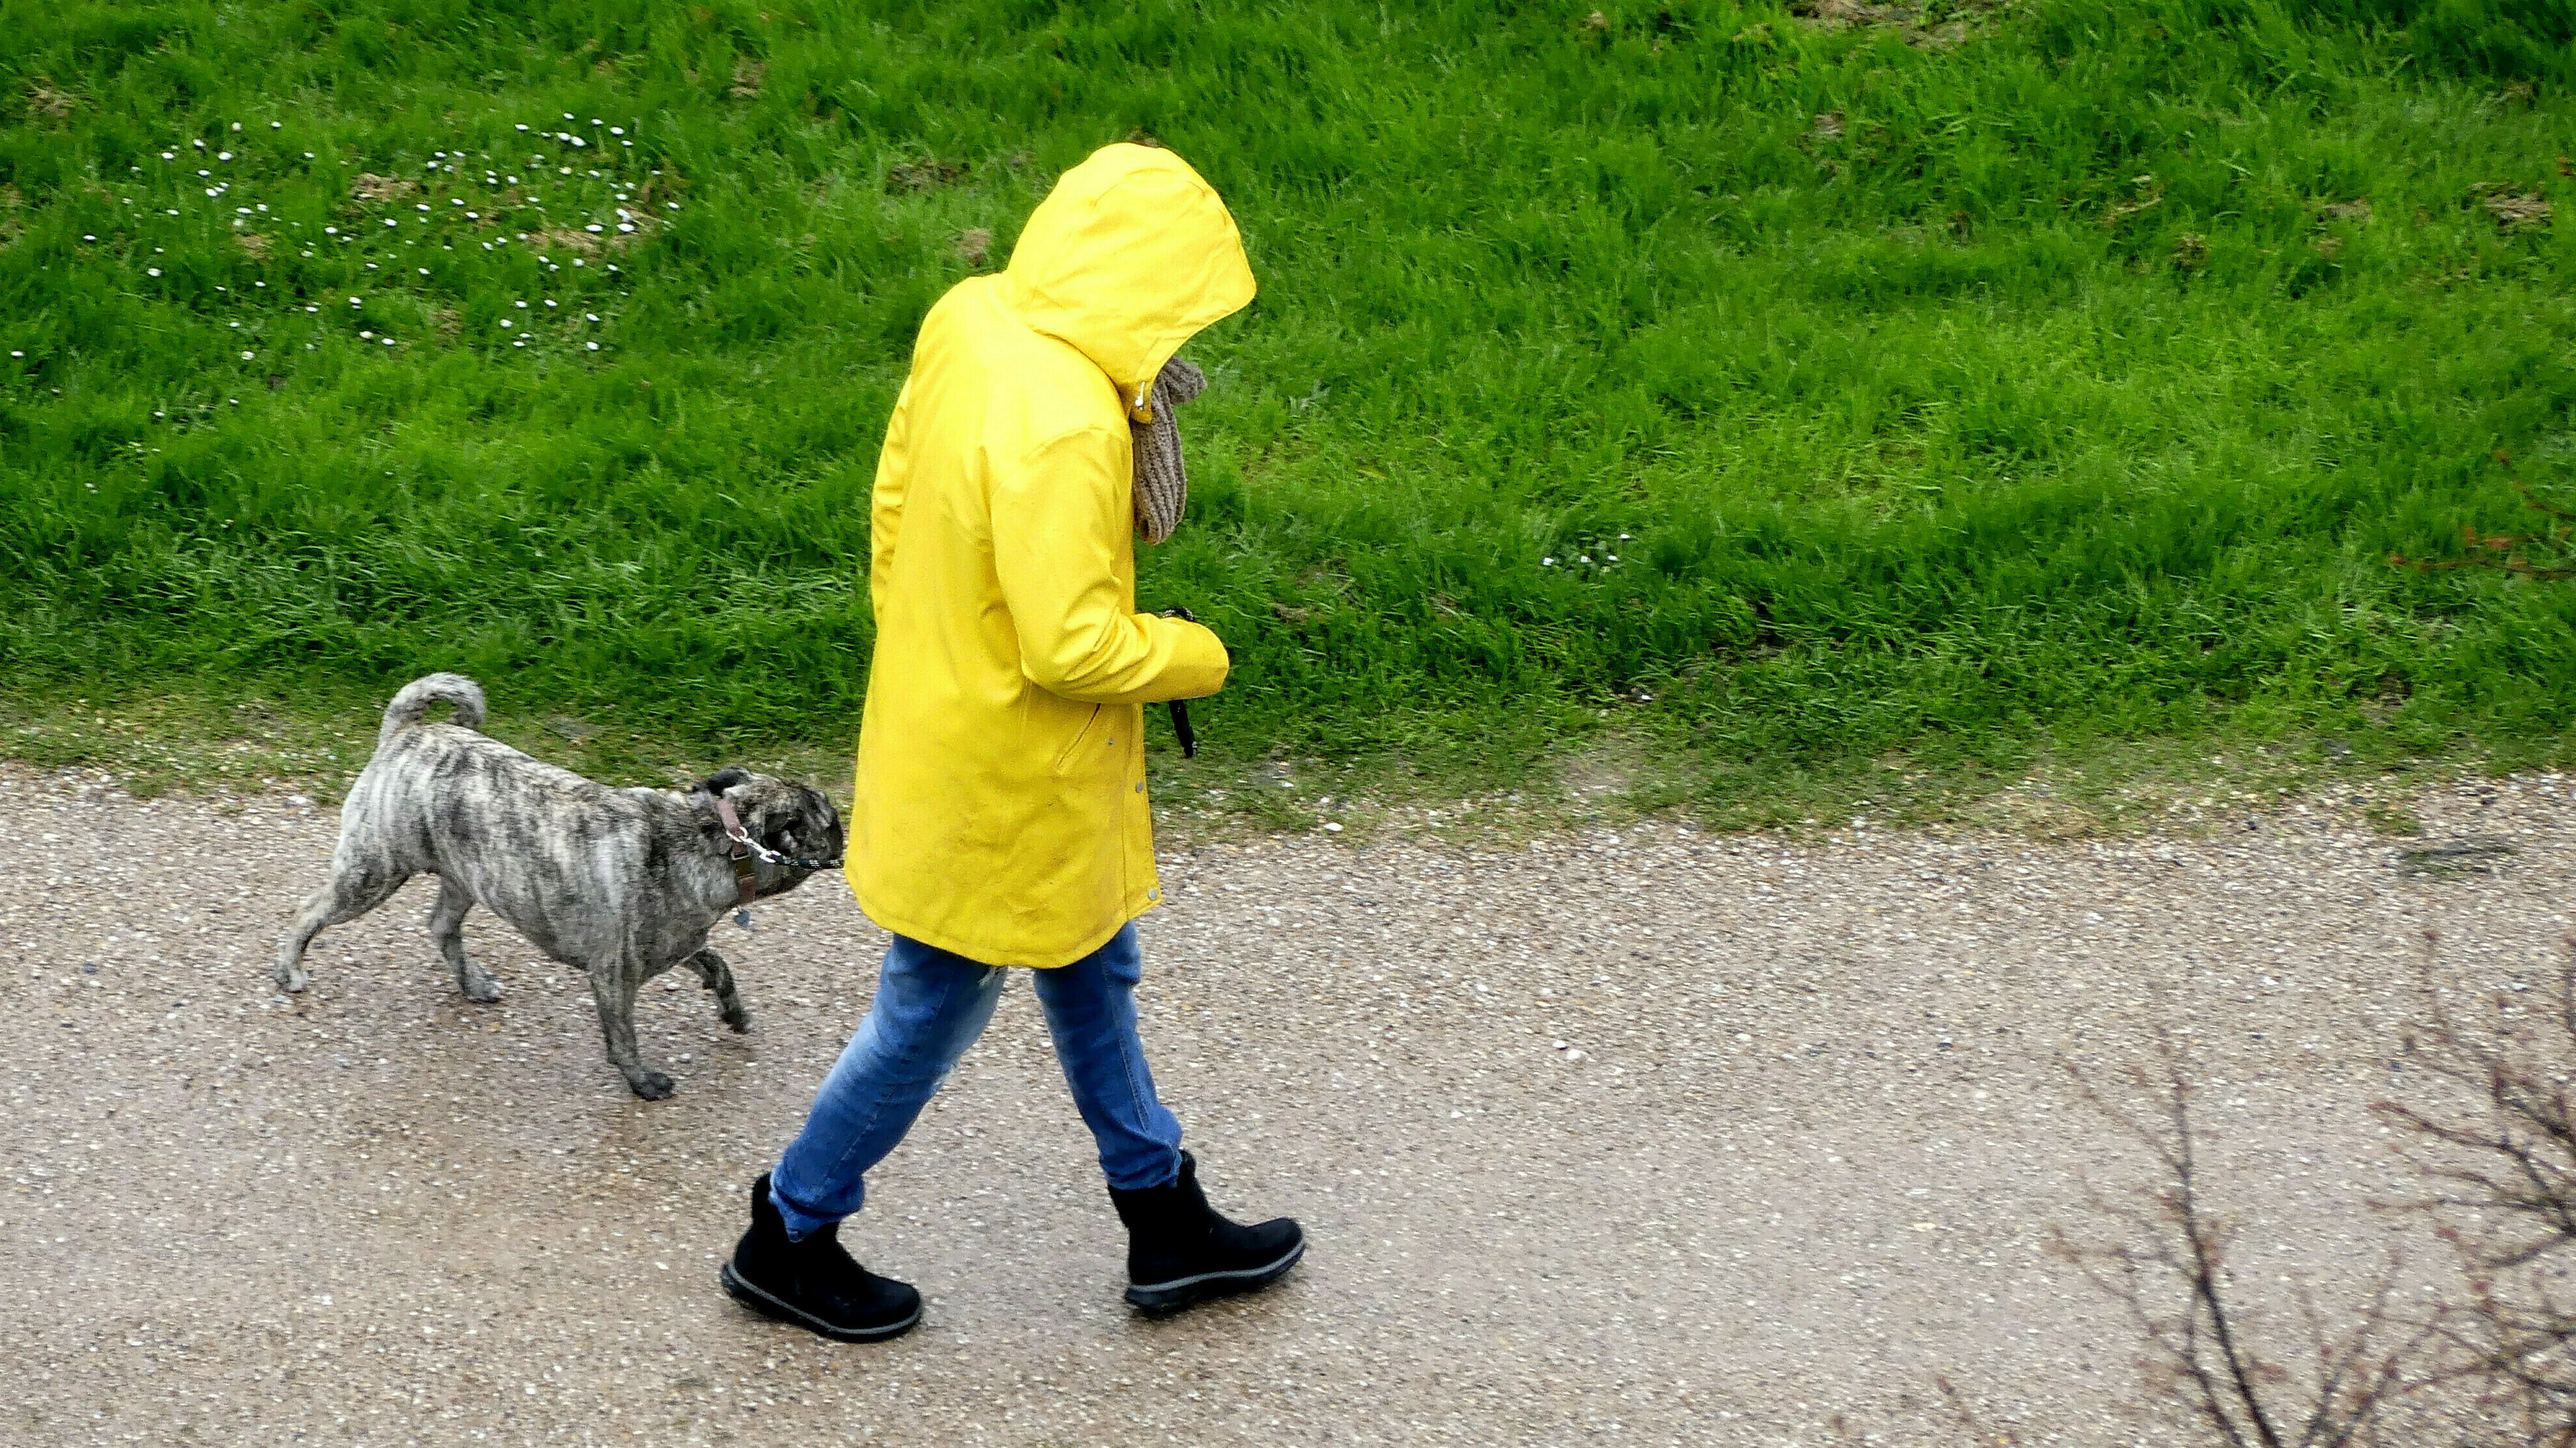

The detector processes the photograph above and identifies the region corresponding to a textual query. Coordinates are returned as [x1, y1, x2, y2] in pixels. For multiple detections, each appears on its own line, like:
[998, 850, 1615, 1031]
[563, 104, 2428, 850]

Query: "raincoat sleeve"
[867, 379, 915, 623]
[991, 426, 1229, 705]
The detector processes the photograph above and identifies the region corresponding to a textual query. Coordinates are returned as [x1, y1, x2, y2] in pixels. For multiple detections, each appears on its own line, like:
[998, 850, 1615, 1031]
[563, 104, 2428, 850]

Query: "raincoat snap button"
[1133, 781, 1145, 793]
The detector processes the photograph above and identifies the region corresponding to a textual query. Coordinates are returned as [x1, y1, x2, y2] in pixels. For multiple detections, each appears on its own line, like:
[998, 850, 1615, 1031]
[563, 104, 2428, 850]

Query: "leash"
[1162, 607, 1199, 759]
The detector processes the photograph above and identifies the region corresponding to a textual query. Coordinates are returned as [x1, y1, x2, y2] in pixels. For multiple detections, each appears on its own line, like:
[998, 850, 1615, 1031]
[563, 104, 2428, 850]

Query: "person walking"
[718, 142, 1304, 1343]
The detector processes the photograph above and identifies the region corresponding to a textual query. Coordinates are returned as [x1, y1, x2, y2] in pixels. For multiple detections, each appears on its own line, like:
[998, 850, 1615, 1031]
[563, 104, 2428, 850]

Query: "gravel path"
[6, 762, 2570, 1445]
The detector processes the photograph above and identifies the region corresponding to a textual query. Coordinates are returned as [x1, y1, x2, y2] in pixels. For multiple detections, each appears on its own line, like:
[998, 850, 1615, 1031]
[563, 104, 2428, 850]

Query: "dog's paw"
[276, 970, 311, 994]
[723, 1008, 752, 1033]
[461, 978, 503, 1004]
[628, 1070, 677, 1101]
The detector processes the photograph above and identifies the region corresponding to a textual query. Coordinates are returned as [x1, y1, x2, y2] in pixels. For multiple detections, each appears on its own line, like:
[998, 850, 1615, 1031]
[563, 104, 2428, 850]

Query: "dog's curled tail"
[379, 673, 488, 748]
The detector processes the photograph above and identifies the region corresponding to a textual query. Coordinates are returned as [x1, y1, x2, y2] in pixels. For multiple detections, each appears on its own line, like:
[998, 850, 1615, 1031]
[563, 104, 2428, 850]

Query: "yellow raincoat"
[847, 144, 1254, 967]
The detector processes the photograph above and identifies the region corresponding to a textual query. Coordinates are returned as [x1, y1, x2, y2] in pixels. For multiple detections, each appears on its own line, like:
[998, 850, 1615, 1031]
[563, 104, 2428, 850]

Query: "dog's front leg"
[685, 947, 750, 1033]
[587, 966, 674, 1100]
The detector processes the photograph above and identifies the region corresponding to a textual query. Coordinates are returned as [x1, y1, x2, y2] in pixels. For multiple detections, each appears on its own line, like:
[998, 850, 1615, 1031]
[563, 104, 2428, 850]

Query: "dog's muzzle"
[712, 798, 844, 908]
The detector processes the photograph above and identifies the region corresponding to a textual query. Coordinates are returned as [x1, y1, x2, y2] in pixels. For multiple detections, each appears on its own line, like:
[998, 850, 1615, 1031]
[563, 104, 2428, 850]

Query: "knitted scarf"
[1130, 357, 1206, 545]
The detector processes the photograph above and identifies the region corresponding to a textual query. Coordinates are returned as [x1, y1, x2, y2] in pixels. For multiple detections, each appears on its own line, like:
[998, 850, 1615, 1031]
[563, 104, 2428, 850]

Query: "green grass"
[3, 0, 2573, 820]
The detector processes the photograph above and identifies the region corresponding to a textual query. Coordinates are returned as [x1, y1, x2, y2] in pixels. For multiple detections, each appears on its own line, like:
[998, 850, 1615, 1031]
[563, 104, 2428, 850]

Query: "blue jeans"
[768, 923, 1183, 1240]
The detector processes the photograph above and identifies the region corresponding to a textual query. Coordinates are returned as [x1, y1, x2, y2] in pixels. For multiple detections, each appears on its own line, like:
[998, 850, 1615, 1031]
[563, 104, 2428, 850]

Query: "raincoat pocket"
[1051, 704, 1106, 775]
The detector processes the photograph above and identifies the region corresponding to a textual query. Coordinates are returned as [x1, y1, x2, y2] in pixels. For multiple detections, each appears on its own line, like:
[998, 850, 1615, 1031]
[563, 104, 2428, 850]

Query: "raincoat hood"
[1001, 144, 1256, 416]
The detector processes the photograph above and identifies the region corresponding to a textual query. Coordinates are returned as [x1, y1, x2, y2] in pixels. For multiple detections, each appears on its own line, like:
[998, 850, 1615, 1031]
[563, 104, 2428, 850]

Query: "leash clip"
[712, 797, 762, 910]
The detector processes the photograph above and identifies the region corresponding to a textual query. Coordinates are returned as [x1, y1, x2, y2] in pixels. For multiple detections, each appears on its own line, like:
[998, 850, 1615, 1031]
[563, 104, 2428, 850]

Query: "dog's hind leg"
[588, 966, 674, 1100]
[428, 876, 502, 1004]
[274, 863, 409, 994]
[684, 947, 751, 1033]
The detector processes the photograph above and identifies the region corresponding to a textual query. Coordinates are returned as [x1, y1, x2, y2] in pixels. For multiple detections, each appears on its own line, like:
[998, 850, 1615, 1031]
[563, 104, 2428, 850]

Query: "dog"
[275, 673, 845, 1099]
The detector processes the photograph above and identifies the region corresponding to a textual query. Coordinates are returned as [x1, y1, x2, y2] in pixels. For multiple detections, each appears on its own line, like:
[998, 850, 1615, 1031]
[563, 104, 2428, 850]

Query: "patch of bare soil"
[349, 173, 419, 204]
[887, 158, 968, 193]
[1790, 0, 2009, 48]
[2474, 184, 2553, 233]
[26, 79, 76, 120]
[532, 227, 602, 254]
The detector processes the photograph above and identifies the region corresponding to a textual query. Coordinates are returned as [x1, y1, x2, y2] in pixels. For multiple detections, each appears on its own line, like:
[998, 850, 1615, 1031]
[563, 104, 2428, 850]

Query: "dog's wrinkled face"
[696, 768, 846, 898]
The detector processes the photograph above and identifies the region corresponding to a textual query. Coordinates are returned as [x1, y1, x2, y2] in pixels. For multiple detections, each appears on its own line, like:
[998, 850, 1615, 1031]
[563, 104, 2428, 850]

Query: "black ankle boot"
[721, 1172, 922, 1341]
[1108, 1151, 1305, 1313]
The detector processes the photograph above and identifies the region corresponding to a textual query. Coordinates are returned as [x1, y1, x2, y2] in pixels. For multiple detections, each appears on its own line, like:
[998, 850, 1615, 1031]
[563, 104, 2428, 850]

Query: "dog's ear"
[694, 767, 753, 797]
[796, 783, 842, 828]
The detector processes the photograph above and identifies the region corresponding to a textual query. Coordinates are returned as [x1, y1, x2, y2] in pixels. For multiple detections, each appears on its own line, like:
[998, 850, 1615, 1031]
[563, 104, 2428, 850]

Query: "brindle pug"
[275, 673, 844, 1099]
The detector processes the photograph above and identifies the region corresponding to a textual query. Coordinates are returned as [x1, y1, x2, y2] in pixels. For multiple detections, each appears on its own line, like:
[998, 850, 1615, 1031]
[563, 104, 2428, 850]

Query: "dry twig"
[2375, 935, 2576, 1443]
[2055, 1039, 2414, 1446]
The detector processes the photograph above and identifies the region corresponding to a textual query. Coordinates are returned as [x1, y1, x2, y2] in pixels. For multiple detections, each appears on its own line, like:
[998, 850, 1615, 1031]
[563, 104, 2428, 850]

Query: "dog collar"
[712, 797, 761, 909]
